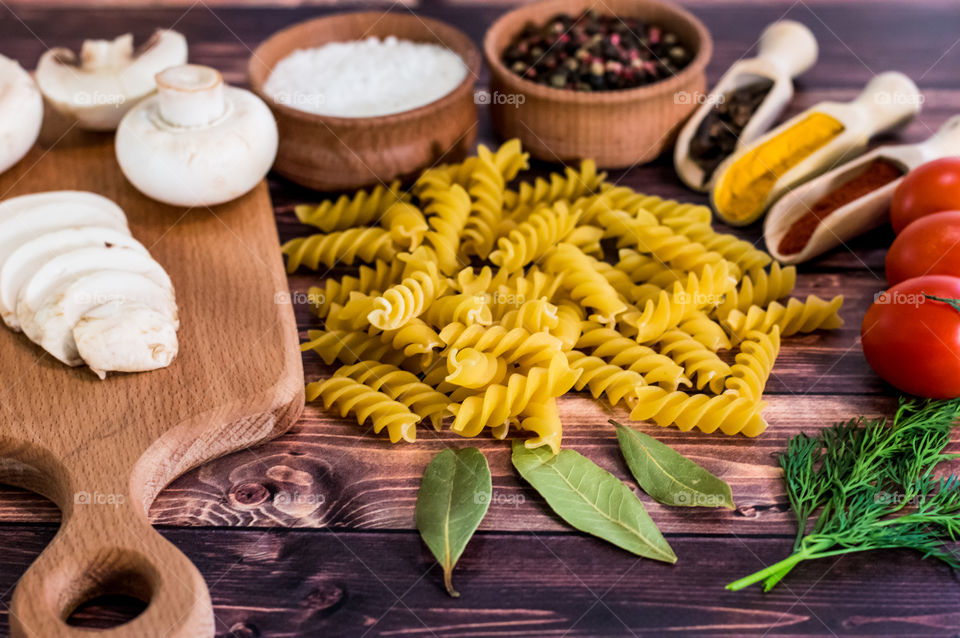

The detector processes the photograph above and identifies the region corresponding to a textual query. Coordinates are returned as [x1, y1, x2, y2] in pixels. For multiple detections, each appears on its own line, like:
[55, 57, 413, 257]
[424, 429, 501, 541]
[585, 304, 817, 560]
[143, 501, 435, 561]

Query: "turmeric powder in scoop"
[714, 112, 845, 224]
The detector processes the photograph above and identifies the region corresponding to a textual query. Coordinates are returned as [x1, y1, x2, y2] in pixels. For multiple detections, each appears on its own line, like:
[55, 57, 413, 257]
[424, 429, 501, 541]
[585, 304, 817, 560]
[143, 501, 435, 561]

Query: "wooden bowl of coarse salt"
[249, 12, 480, 191]
[484, 0, 712, 168]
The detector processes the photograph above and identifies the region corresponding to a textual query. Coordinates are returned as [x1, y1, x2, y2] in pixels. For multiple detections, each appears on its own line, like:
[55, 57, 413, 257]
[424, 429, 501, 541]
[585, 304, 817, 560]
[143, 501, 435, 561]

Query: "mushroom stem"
[156, 64, 225, 128]
[80, 34, 134, 71]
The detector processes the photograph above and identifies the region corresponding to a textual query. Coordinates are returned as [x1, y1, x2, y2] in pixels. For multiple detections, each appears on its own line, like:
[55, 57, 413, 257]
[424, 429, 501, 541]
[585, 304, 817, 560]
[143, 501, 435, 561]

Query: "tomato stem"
[924, 294, 960, 316]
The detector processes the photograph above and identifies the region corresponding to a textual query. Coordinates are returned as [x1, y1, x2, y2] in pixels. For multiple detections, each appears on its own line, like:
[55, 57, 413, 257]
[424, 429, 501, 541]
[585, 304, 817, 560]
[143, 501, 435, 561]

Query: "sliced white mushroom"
[74, 300, 178, 379]
[0, 191, 127, 224]
[0, 54, 43, 175]
[36, 30, 188, 131]
[115, 64, 278, 207]
[17, 245, 173, 343]
[28, 270, 176, 366]
[0, 226, 145, 330]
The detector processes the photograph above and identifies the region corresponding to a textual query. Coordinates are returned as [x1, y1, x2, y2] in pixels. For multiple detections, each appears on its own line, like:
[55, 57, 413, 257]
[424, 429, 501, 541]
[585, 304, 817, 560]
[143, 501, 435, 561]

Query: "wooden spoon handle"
[9, 486, 213, 638]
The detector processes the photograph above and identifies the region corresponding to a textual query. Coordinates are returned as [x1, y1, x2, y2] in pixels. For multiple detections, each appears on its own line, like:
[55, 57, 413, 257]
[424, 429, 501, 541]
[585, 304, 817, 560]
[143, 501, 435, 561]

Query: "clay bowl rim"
[248, 11, 482, 129]
[483, 0, 713, 105]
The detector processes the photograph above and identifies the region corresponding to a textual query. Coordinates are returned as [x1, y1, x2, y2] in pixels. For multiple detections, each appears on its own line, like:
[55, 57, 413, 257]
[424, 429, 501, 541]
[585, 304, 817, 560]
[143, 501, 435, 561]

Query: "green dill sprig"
[727, 397, 960, 592]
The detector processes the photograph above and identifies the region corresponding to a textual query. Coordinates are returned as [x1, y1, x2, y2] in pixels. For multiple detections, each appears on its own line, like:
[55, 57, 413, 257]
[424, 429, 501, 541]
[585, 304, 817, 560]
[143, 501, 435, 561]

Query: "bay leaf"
[614, 421, 735, 510]
[511, 440, 676, 563]
[415, 447, 492, 597]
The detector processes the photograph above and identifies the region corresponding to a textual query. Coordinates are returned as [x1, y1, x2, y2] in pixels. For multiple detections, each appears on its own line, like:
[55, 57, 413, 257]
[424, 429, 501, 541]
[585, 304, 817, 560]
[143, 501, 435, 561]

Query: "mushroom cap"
[0, 226, 144, 330]
[30, 270, 177, 366]
[115, 84, 278, 207]
[36, 30, 187, 131]
[75, 299, 179, 379]
[17, 245, 174, 342]
[0, 54, 43, 175]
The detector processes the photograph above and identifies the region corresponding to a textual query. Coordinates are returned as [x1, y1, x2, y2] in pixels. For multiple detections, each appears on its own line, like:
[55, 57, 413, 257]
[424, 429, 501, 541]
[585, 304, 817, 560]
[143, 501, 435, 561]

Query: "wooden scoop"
[765, 114, 960, 264]
[710, 71, 922, 226]
[674, 20, 818, 192]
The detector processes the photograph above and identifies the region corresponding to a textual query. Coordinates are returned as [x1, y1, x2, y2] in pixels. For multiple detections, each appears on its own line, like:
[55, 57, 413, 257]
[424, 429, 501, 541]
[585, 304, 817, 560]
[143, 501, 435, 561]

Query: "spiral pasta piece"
[615, 249, 685, 291]
[724, 295, 844, 339]
[440, 323, 565, 370]
[489, 201, 580, 272]
[445, 347, 507, 389]
[600, 209, 738, 280]
[449, 355, 580, 437]
[576, 322, 689, 390]
[326, 293, 377, 331]
[552, 299, 585, 352]
[500, 298, 560, 333]
[421, 184, 472, 275]
[301, 329, 406, 366]
[604, 187, 713, 226]
[624, 262, 735, 343]
[566, 350, 647, 407]
[380, 201, 428, 251]
[368, 262, 445, 331]
[463, 142, 529, 258]
[657, 329, 732, 394]
[678, 312, 732, 351]
[294, 180, 407, 232]
[567, 225, 605, 258]
[630, 387, 768, 437]
[724, 327, 781, 403]
[379, 318, 444, 361]
[714, 263, 797, 319]
[544, 243, 627, 324]
[517, 398, 563, 455]
[504, 160, 604, 220]
[307, 376, 419, 443]
[307, 259, 404, 318]
[667, 221, 772, 273]
[488, 268, 564, 320]
[336, 361, 449, 431]
[423, 292, 492, 328]
[282, 228, 397, 273]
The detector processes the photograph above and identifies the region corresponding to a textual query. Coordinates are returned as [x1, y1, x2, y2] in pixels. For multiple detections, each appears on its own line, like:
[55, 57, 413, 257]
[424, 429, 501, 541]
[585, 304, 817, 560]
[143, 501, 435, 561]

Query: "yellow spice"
[714, 112, 845, 224]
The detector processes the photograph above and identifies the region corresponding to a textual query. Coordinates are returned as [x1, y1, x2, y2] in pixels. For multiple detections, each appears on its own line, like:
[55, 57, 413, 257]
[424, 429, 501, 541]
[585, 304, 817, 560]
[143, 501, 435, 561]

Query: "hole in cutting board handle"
[64, 565, 152, 630]
[9, 503, 215, 638]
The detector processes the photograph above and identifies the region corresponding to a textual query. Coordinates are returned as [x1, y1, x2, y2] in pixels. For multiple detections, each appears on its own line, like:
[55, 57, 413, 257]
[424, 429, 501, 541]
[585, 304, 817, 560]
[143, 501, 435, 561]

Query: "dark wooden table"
[2, 1, 960, 636]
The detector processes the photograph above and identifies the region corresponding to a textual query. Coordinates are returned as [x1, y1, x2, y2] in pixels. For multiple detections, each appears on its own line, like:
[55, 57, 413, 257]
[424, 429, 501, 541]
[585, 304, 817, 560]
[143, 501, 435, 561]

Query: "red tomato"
[862, 275, 960, 398]
[886, 210, 960, 285]
[890, 157, 960, 233]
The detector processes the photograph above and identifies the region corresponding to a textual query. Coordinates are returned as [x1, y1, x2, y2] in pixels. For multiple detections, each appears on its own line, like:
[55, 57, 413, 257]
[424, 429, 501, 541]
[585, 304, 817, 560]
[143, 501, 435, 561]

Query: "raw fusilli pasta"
[307, 376, 419, 443]
[489, 201, 580, 272]
[336, 361, 449, 431]
[291, 139, 843, 450]
[724, 327, 781, 403]
[282, 227, 397, 272]
[544, 243, 627, 325]
[295, 180, 407, 232]
[724, 295, 844, 339]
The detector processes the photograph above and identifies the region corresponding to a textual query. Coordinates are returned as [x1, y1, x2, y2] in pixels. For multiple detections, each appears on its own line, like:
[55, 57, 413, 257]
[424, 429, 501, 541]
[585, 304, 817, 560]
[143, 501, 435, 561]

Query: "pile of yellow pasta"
[284, 140, 843, 455]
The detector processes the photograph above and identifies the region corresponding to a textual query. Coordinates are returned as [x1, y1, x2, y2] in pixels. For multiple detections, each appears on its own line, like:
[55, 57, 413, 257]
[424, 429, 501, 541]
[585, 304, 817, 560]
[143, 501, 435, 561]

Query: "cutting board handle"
[9, 483, 214, 637]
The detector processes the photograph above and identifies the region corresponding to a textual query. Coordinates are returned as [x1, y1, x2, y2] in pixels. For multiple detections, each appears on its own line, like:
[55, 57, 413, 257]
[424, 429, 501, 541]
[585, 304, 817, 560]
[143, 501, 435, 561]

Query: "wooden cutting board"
[0, 123, 304, 638]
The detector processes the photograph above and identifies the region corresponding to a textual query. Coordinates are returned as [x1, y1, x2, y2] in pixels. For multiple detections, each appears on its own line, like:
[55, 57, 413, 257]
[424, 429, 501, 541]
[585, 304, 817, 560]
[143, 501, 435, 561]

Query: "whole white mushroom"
[36, 30, 187, 132]
[115, 64, 278, 207]
[0, 54, 43, 175]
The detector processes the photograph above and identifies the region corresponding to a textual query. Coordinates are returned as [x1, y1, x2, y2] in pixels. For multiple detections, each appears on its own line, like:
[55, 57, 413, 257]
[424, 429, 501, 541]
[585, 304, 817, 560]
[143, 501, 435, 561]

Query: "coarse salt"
[264, 35, 468, 118]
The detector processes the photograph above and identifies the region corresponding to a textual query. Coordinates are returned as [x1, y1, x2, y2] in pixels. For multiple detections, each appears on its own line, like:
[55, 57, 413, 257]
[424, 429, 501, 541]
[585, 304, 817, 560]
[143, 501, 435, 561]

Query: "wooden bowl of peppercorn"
[249, 12, 481, 191]
[484, 0, 712, 168]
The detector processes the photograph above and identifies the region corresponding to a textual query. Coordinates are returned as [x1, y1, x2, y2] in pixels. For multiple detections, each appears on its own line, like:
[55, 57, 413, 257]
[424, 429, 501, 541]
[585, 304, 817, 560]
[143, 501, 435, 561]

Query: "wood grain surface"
[1, 1, 959, 636]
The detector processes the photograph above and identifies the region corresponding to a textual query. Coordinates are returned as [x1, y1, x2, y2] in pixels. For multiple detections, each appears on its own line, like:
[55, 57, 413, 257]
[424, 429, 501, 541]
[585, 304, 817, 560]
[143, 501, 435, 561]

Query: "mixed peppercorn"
[689, 78, 774, 183]
[502, 10, 693, 92]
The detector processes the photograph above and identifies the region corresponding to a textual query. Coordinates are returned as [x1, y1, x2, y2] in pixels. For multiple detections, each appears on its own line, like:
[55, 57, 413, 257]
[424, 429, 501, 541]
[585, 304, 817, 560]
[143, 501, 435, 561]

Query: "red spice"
[778, 158, 904, 255]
